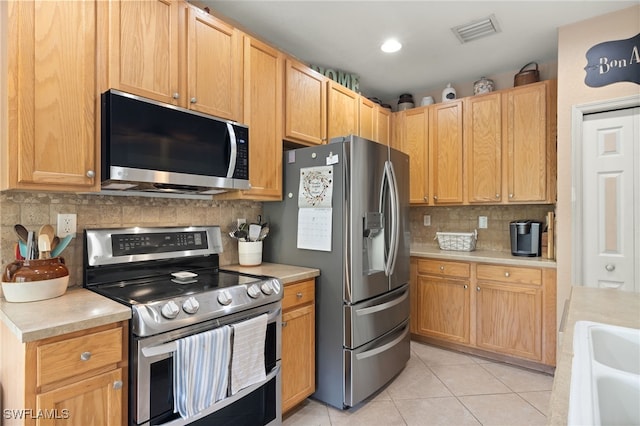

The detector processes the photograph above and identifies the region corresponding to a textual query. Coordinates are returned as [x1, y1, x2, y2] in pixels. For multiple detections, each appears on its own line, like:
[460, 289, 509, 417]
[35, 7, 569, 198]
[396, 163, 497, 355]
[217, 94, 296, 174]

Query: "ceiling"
[199, 0, 636, 102]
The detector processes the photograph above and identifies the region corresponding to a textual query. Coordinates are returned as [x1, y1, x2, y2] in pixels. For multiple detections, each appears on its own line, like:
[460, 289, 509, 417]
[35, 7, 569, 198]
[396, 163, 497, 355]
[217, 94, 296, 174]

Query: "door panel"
[582, 108, 639, 292]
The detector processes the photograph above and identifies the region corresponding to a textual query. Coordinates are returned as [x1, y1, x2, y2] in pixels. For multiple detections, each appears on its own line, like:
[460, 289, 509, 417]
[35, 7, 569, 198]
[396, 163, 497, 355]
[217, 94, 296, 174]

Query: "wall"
[410, 204, 553, 252]
[0, 192, 261, 288]
[556, 6, 640, 322]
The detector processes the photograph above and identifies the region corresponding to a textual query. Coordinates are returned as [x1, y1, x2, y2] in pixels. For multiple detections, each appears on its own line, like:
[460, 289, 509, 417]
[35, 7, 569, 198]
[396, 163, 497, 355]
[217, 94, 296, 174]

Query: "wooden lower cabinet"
[411, 257, 556, 370]
[0, 321, 128, 426]
[281, 279, 316, 413]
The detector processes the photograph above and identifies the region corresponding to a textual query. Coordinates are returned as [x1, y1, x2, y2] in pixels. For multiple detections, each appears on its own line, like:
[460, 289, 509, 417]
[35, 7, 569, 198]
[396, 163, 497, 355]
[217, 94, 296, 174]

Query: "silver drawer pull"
[113, 380, 123, 390]
[504, 272, 510, 277]
[281, 321, 288, 327]
[80, 351, 91, 361]
[296, 292, 303, 298]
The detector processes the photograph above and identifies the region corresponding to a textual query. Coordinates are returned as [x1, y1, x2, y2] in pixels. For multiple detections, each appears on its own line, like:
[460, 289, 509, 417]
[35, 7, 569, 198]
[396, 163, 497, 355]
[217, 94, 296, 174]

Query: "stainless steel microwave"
[101, 89, 250, 195]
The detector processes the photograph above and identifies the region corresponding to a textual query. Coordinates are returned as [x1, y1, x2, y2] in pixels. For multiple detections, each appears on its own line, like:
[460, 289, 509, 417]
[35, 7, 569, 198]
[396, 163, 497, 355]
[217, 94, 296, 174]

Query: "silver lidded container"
[473, 77, 495, 95]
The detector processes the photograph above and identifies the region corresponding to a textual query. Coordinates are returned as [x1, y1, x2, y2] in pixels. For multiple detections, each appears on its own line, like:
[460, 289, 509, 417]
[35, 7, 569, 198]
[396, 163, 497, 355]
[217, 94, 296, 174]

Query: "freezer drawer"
[344, 319, 410, 407]
[344, 284, 409, 349]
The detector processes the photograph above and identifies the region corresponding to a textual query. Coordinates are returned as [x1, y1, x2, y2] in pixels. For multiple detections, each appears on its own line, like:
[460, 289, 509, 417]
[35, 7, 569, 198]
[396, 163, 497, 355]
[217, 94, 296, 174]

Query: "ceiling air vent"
[452, 14, 501, 43]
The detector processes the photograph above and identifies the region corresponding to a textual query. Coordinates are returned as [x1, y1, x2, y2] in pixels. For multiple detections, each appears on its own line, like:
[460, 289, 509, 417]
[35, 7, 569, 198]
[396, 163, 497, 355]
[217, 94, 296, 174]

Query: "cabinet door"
[504, 82, 548, 202]
[430, 100, 464, 204]
[186, 6, 242, 121]
[416, 275, 470, 343]
[476, 282, 542, 361]
[109, 0, 180, 105]
[282, 304, 315, 413]
[465, 93, 502, 203]
[401, 108, 430, 204]
[359, 96, 376, 141]
[233, 36, 283, 200]
[376, 106, 392, 146]
[284, 59, 327, 145]
[36, 368, 124, 426]
[6, 0, 99, 190]
[327, 80, 359, 141]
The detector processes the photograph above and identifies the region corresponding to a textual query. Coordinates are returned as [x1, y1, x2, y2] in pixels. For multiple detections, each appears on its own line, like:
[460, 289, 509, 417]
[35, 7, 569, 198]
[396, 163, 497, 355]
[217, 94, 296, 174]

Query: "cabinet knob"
[190, 97, 197, 103]
[424, 196, 429, 201]
[509, 193, 514, 198]
[113, 380, 123, 390]
[86, 170, 95, 178]
[605, 264, 615, 272]
[433, 195, 438, 201]
[495, 193, 500, 198]
[173, 92, 180, 100]
[504, 272, 510, 277]
[80, 351, 91, 361]
[439, 265, 444, 271]
[282, 321, 288, 327]
[476, 286, 481, 291]
[463, 284, 468, 289]
[296, 292, 303, 298]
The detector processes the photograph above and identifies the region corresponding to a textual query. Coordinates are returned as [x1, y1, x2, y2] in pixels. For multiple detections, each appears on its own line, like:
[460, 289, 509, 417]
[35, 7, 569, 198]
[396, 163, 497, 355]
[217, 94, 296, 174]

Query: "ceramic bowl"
[2, 275, 69, 303]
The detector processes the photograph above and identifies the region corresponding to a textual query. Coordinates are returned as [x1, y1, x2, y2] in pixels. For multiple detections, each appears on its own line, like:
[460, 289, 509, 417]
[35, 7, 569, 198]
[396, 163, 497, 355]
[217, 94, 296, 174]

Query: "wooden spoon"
[14, 224, 29, 243]
[39, 224, 55, 244]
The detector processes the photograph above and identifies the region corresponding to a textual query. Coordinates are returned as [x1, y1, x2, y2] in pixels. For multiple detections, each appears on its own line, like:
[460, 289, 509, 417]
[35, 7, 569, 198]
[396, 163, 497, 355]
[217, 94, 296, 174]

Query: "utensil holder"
[238, 241, 262, 266]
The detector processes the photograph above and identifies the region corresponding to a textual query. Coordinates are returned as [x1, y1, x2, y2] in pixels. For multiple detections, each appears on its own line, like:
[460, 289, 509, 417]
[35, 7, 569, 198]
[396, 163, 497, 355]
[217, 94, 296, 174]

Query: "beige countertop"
[548, 286, 640, 425]
[222, 262, 320, 284]
[411, 244, 557, 268]
[0, 287, 131, 343]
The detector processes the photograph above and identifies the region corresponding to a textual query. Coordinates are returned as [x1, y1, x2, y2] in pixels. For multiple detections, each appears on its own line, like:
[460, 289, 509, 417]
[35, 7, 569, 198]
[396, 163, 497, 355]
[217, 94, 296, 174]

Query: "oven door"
[132, 303, 281, 426]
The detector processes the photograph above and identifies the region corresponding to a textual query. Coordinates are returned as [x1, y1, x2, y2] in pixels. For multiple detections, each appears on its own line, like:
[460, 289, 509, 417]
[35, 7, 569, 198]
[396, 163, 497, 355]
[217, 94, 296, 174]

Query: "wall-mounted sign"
[310, 65, 360, 93]
[584, 33, 639, 87]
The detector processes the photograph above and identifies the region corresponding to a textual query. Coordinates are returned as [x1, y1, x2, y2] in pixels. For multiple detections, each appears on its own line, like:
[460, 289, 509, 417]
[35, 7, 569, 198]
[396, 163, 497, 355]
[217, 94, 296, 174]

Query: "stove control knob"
[247, 284, 261, 299]
[260, 282, 274, 295]
[217, 290, 233, 306]
[161, 301, 180, 319]
[182, 297, 199, 314]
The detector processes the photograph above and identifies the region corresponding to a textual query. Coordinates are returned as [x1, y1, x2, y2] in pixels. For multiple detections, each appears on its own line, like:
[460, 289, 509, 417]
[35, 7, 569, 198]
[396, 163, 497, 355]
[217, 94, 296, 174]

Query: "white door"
[582, 107, 639, 291]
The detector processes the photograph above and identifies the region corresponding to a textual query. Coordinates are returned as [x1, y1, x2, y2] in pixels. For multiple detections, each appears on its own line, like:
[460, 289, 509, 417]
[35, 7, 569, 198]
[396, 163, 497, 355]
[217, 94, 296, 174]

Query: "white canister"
[420, 96, 434, 106]
[238, 240, 263, 266]
[442, 83, 456, 102]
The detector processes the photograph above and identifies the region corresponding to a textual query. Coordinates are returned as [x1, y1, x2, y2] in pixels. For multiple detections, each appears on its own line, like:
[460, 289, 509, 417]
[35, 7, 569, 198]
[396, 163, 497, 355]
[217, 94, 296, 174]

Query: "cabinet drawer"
[283, 279, 315, 310]
[37, 327, 124, 387]
[477, 264, 542, 285]
[417, 259, 470, 278]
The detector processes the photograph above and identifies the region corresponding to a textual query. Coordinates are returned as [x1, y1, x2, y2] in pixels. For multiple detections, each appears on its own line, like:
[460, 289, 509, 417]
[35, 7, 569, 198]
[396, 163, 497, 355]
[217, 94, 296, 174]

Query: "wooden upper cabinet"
[377, 106, 392, 146]
[504, 80, 556, 203]
[400, 108, 430, 204]
[108, 0, 180, 105]
[185, 6, 242, 120]
[359, 96, 376, 141]
[4, 0, 101, 191]
[430, 100, 464, 204]
[464, 93, 502, 203]
[284, 59, 327, 145]
[218, 36, 283, 201]
[327, 80, 359, 141]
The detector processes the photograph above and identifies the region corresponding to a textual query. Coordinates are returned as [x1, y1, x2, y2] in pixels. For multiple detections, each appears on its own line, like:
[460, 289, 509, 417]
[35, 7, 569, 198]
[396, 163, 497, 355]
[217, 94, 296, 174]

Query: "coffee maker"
[510, 220, 543, 257]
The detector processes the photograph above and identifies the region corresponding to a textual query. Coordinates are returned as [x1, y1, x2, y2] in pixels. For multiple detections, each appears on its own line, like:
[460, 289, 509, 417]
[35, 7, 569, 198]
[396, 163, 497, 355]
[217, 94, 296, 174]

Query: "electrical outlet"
[423, 215, 431, 226]
[237, 218, 246, 228]
[478, 216, 488, 229]
[57, 213, 77, 238]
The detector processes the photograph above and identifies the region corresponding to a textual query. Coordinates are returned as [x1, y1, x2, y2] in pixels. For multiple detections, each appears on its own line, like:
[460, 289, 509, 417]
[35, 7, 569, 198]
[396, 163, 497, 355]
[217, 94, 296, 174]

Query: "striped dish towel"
[230, 314, 268, 395]
[174, 325, 231, 419]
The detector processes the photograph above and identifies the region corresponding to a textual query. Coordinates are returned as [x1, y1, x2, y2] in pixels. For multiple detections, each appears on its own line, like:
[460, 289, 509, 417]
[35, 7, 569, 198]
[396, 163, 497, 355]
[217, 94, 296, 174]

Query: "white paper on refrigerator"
[297, 166, 333, 251]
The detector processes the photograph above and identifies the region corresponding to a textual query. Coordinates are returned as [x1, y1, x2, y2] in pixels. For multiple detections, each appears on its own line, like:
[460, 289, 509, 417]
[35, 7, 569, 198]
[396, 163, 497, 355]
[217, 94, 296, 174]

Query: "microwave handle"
[226, 123, 237, 178]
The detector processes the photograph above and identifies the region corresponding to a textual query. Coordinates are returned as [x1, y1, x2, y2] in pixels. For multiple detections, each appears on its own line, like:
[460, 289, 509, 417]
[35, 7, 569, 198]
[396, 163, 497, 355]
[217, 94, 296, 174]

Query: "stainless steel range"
[83, 226, 282, 426]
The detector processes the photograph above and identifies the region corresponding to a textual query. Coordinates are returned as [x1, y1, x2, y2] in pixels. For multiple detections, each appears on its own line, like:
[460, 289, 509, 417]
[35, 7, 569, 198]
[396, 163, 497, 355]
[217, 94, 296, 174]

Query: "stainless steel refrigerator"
[263, 135, 410, 409]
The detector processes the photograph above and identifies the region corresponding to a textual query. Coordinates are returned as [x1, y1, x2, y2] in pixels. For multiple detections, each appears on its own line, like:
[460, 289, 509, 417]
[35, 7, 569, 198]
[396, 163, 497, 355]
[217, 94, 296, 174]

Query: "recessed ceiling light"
[381, 39, 402, 53]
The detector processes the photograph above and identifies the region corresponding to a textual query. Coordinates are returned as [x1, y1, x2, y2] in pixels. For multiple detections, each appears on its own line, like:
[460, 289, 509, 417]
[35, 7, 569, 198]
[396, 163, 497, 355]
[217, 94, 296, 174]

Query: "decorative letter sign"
[310, 65, 360, 93]
[584, 33, 640, 87]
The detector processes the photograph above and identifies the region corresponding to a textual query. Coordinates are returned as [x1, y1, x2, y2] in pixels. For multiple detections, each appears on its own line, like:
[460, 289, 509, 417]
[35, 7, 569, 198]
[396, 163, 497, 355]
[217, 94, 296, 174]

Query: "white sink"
[568, 321, 640, 425]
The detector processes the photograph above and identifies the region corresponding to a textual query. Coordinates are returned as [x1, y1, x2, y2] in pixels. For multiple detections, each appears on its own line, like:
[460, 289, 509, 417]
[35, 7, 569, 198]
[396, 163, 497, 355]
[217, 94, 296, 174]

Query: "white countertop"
[411, 244, 557, 268]
[0, 287, 131, 343]
[222, 262, 320, 284]
[548, 286, 640, 425]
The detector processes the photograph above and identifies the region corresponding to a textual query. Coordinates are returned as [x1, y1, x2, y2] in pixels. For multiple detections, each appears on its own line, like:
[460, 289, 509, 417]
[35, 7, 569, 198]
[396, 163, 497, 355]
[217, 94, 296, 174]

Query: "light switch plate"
[478, 216, 488, 229]
[423, 215, 431, 226]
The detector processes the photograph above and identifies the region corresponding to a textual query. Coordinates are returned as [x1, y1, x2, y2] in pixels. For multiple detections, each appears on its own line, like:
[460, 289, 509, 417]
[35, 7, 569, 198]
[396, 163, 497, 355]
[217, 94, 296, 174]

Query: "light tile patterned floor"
[283, 341, 553, 426]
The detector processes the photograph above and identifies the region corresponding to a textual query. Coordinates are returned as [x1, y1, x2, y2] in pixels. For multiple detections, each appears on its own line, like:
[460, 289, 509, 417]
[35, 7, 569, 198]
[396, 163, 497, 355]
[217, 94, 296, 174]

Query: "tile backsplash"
[410, 204, 555, 251]
[1, 191, 261, 288]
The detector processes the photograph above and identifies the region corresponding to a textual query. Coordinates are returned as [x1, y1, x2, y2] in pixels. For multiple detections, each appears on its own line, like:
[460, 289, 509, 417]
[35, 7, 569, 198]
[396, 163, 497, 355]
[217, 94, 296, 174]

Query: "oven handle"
[156, 363, 281, 426]
[141, 307, 281, 359]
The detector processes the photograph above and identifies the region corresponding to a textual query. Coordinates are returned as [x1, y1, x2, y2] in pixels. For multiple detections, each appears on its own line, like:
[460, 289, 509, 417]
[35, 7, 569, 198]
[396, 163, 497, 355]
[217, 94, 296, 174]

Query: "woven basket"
[435, 230, 478, 252]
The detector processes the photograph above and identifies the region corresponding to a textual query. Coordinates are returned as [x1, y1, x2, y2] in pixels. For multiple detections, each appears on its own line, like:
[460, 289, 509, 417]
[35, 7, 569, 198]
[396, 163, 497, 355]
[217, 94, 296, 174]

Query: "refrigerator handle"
[383, 161, 400, 276]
